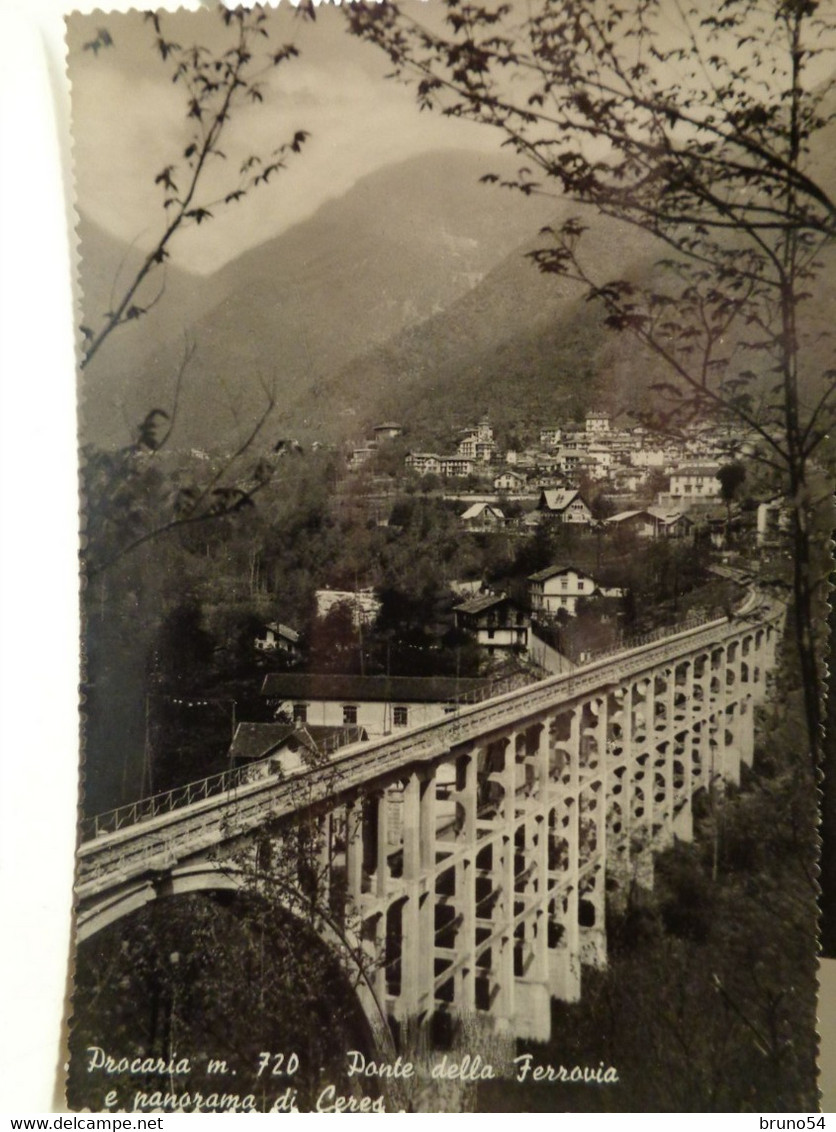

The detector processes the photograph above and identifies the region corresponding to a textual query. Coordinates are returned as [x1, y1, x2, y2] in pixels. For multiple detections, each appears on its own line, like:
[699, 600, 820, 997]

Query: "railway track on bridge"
[76, 590, 782, 907]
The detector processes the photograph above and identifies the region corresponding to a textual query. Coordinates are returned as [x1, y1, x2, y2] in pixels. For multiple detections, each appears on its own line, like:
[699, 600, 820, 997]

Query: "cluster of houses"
[405, 419, 497, 478]
[521, 412, 737, 489]
[242, 561, 615, 788]
[336, 414, 755, 546]
[459, 487, 699, 538]
[256, 564, 611, 686]
[395, 410, 745, 504]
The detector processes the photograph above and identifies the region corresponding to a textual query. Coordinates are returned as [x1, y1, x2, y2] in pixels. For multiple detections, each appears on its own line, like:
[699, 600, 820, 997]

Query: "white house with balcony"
[453, 593, 530, 655]
[528, 565, 598, 617]
[441, 455, 476, 478]
[405, 451, 441, 475]
[538, 488, 593, 525]
[668, 464, 721, 503]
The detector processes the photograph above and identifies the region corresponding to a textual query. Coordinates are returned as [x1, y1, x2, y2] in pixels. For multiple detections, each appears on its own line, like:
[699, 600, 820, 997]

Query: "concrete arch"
[76, 860, 395, 1058]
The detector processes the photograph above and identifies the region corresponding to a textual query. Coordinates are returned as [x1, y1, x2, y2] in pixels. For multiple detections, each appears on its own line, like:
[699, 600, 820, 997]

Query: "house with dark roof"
[538, 488, 592, 525]
[228, 722, 368, 774]
[606, 507, 694, 539]
[254, 621, 301, 659]
[453, 593, 530, 654]
[260, 673, 491, 736]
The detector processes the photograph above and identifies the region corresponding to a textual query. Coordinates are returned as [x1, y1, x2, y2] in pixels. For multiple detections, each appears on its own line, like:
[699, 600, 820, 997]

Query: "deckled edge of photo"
[48, 0, 836, 1115]
[63, 2, 224, 1114]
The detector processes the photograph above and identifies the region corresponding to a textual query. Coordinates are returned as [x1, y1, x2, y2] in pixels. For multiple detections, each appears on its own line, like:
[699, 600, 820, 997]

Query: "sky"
[66, 5, 504, 274]
[66, 1, 836, 277]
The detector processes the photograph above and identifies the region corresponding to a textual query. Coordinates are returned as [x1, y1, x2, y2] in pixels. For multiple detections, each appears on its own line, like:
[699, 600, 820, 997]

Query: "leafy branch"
[348, 0, 835, 777]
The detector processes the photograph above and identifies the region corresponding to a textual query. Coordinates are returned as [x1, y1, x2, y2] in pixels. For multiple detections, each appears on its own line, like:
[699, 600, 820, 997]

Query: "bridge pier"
[398, 771, 423, 1017]
[671, 660, 694, 843]
[546, 708, 582, 1003]
[631, 677, 655, 891]
[605, 686, 628, 885]
[577, 697, 607, 970]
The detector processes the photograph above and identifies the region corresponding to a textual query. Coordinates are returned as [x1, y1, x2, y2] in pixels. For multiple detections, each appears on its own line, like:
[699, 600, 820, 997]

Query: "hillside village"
[342, 408, 780, 543]
[81, 396, 791, 814]
[351, 410, 746, 502]
[215, 408, 787, 780]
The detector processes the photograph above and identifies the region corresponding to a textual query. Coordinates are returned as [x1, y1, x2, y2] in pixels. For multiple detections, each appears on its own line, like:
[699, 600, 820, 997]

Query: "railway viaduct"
[75, 593, 782, 1046]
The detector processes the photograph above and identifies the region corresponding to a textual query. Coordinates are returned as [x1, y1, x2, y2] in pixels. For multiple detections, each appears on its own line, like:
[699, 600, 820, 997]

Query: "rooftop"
[261, 673, 491, 703]
[461, 502, 505, 520]
[671, 465, 721, 477]
[228, 722, 309, 763]
[539, 489, 582, 511]
[453, 593, 512, 615]
[528, 564, 596, 583]
[263, 622, 300, 642]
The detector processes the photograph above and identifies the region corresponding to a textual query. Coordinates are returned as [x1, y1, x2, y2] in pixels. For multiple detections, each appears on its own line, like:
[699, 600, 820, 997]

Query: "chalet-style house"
[373, 422, 404, 440]
[255, 621, 302, 660]
[460, 501, 505, 531]
[493, 469, 527, 492]
[537, 489, 593, 525]
[528, 565, 598, 617]
[228, 721, 367, 774]
[260, 673, 491, 736]
[605, 507, 694, 540]
[453, 593, 530, 654]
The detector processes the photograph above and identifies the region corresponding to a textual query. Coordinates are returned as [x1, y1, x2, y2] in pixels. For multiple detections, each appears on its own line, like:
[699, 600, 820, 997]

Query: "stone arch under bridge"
[75, 857, 396, 1059]
[76, 597, 782, 1047]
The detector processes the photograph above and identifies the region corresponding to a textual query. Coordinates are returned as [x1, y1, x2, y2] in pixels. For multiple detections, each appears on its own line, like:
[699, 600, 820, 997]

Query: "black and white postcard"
[65, 0, 833, 1112]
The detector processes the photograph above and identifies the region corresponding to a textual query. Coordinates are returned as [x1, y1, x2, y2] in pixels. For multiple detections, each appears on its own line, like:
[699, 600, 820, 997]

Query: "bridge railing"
[80, 595, 773, 845]
[576, 608, 720, 665]
[450, 672, 532, 708]
[80, 761, 264, 840]
[80, 724, 370, 841]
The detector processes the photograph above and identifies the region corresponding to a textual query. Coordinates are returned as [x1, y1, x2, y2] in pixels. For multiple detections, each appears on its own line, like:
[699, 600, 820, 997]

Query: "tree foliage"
[67, 891, 376, 1112]
[347, 0, 834, 772]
